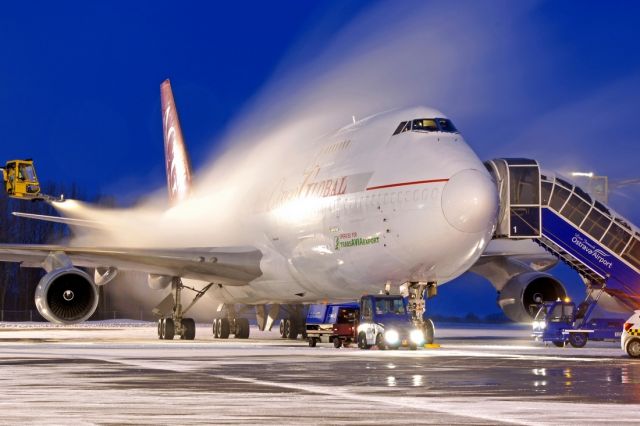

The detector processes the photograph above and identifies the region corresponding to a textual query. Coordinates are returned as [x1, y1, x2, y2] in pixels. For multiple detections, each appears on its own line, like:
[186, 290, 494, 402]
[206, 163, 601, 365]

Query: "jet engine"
[35, 268, 99, 324]
[497, 272, 567, 322]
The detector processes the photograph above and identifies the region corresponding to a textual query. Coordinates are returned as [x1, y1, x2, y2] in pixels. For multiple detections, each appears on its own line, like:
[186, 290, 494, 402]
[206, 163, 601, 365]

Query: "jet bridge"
[486, 158, 640, 311]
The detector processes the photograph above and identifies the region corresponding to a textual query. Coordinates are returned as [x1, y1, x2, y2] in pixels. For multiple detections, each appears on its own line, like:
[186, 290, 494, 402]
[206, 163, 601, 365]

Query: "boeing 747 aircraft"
[0, 80, 574, 341]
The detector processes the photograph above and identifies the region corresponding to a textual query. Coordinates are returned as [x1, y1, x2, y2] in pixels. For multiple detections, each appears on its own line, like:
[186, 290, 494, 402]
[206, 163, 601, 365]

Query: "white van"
[622, 310, 640, 358]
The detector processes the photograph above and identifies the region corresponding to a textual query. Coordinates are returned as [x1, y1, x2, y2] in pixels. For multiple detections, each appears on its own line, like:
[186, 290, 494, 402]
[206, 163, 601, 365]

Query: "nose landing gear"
[403, 281, 437, 345]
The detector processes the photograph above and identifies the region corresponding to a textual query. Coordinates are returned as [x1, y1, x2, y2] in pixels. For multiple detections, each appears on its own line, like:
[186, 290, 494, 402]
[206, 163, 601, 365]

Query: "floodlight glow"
[571, 172, 594, 178]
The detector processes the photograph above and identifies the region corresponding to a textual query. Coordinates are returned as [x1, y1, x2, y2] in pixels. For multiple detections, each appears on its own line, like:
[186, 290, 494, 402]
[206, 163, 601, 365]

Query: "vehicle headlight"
[384, 329, 399, 345]
[410, 329, 425, 345]
[532, 321, 546, 330]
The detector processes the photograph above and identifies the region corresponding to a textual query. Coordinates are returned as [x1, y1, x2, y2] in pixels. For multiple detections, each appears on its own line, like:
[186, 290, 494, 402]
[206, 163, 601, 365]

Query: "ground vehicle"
[1, 159, 41, 199]
[357, 294, 430, 350]
[306, 302, 359, 348]
[622, 310, 640, 358]
[532, 298, 624, 348]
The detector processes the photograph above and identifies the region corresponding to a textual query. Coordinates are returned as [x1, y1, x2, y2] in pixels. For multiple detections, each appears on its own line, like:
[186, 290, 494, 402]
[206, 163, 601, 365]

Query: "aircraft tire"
[163, 318, 175, 340]
[157, 319, 163, 339]
[235, 318, 250, 339]
[288, 319, 299, 340]
[212, 319, 220, 338]
[279, 320, 286, 338]
[308, 338, 317, 347]
[334, 338, 343, 349]
[181, 318, 196, 340]
[219, 318, 231, 339]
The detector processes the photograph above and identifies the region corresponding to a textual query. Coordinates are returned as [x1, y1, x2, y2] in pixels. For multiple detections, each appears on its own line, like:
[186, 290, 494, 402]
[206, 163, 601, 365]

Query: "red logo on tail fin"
[161, 80, 193, 205]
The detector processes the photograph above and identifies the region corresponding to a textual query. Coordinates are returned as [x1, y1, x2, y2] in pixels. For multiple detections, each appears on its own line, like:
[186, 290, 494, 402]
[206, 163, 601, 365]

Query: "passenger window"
[561, 193, 591, 226]
[581, 208, 611, 241]
[623, 237, 640, 270]
[541, 181, 553, 206]
[412, 118, 438, 132]
[602, 223, 631, 254]
[549, 184, 571, 212]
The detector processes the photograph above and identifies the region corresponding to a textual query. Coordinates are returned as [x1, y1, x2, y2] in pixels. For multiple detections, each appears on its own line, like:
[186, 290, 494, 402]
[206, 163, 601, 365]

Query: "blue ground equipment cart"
[306, 302, 359, 348]
[532, 294, 625, 347]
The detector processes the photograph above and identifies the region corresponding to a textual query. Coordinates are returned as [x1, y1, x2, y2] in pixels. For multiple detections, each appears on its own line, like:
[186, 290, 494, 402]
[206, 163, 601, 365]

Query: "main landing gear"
[157, 277, 214, 340]
[278, 305, 306, 340]
[404, 281, 436, 345]
[212, 305, 250, 339]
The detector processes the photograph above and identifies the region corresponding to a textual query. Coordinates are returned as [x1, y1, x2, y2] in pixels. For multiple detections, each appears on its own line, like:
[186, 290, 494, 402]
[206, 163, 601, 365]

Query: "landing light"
[384, 330, 400, 345]
[564, 297, 571, 303]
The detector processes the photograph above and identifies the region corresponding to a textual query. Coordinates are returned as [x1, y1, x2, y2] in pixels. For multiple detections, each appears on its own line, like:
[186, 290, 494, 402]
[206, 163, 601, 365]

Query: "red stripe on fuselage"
[366, 178, 449, 191]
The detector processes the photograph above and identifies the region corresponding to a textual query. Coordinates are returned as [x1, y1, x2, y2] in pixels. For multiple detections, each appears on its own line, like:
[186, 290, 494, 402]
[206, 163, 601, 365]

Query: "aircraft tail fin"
[160, 79, 193, 205]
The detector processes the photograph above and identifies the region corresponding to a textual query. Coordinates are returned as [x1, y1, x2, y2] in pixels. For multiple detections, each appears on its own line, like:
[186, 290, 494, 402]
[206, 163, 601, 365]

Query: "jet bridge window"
[580, 208, 612, 241]
[602, 223, 632, 254]
[561, 193, 591, 226]
[623, 236, 640, 271]
[549, 184, 571, 212]
[541, 181, 553, 206]
[509, 167, 539, 205]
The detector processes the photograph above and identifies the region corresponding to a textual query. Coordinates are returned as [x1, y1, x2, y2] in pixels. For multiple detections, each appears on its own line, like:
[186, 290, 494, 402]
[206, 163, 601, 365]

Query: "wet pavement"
[0, 322, 638, 424]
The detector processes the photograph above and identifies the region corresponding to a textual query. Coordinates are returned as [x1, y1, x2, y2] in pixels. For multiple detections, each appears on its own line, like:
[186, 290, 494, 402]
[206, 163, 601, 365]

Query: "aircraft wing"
[474, 239, 558, 272]
[0, 244, 262, 285]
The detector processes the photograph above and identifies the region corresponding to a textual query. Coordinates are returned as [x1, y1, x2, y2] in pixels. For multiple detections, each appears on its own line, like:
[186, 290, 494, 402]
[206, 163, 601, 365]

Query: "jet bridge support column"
[402, 282, 436, 345]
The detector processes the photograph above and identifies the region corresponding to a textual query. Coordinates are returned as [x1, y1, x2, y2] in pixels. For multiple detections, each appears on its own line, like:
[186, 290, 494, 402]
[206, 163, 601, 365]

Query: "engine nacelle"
[35, 268, 99, 324]
[498, 272, 567, 322]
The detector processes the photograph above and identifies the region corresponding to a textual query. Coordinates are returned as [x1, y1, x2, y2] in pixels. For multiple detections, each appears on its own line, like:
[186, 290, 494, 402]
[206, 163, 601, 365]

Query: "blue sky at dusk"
[1, 1, 639, 207]
[2, 1, 640, 316]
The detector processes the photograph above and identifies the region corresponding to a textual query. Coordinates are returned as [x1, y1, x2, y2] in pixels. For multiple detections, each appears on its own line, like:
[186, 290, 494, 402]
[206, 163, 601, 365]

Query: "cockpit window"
[393, 117, 458, 136]
[393, 121, 409, 135]
[436, 118, 457, 133]
[412, 118, 438, 132]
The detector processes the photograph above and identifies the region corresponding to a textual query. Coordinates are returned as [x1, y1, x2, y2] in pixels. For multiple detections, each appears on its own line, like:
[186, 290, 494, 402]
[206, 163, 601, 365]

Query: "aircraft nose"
[441, 169, 498, 233]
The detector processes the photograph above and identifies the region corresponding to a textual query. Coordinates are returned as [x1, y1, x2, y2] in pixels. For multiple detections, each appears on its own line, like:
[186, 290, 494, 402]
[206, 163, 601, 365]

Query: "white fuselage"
[204, 107, 499, 304]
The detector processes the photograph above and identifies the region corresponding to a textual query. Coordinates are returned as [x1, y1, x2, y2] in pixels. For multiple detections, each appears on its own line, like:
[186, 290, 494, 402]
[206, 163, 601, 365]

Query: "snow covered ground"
[0, 322, 638, 425]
